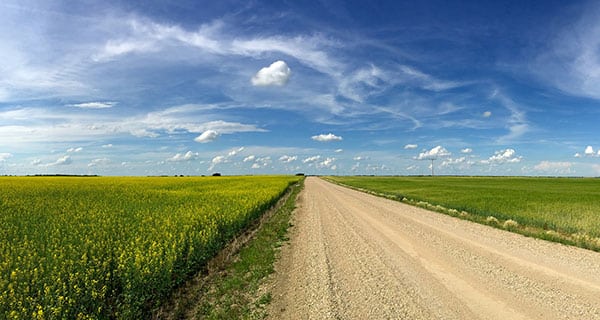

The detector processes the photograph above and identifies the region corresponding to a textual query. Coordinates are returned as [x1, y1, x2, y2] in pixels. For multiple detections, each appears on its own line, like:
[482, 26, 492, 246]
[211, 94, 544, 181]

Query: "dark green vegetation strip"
[0, 176, 300, 319]
[327, 176, 600, 251]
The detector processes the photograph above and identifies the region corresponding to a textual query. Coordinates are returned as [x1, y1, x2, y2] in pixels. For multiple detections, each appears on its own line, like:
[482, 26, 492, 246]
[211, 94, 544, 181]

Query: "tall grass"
[0, 176, 299, 319]
[328, 176, 600, 249]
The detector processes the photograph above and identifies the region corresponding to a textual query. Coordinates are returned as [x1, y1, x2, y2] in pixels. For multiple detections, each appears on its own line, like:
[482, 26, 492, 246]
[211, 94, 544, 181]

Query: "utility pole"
[430, 158, 435, 176]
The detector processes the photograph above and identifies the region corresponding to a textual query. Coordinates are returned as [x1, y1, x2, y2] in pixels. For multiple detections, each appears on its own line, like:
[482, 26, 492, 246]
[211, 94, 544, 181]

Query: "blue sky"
[1, 0, 600, 176]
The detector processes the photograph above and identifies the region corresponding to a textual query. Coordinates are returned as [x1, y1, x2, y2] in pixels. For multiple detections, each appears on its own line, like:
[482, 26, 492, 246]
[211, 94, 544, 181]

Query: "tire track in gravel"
[266, 177, 600, 319]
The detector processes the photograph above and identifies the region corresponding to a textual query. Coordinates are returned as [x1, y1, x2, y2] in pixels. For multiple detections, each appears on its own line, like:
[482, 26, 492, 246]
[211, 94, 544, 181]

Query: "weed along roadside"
[154, 177, 304, 319]
[325, 176, 600, 252]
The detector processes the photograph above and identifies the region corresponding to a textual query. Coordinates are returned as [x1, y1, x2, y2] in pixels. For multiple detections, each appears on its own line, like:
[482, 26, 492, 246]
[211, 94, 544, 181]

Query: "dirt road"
[267, 177, 600, 319]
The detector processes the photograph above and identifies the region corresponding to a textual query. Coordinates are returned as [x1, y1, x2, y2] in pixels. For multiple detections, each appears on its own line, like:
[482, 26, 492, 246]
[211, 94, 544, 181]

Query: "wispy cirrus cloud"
[68, 102, 116, 109]
[533, 3, 600, 100]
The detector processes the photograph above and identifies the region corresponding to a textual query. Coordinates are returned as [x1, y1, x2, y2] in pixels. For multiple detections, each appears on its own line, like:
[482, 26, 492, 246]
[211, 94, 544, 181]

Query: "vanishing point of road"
[267, 177, 600, 319]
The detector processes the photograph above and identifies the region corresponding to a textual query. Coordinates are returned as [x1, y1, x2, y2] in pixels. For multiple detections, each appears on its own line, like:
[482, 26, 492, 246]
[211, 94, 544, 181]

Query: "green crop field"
[0, 176, 300, 319]
[327, 176, 600, 250]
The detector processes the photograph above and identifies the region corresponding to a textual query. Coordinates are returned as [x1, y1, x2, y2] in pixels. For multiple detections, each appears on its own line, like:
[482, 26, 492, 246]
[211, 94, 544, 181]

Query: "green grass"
[327, 176, 600, 251]
[193, 178, 302, 319]
[0, 176, 300, 319]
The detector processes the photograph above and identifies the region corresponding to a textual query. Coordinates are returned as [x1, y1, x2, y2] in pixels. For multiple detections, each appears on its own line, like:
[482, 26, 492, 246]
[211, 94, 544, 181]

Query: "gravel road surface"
[266, 177, 600, 319]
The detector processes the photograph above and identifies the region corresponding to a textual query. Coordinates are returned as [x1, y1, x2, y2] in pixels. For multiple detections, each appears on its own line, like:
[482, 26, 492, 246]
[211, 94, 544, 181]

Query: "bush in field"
[0, 176, 299, 319]
[486, 216, 500, 225]
[503, 219, 519, 230]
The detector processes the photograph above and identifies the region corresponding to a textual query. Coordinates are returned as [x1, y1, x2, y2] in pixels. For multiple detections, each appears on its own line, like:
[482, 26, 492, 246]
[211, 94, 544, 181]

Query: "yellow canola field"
[0, 176, 300, 319]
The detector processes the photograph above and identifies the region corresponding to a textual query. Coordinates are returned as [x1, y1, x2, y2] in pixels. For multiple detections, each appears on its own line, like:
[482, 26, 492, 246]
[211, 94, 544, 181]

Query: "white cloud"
[251, 163, 261, 169]
[317, 157, 336, 169]
[584, 145, 595, 156]
[416, 146, 451, 160]
[254, 156, 272, 167]
[534, 4, 600, 100]
[441, 157, 475, 170]
[491, 90, 529, 143]
[54, 155, 72, 166]
[167, 151, 198, 162]
[482, 111, 492, 118]
[0, 105, 266, 145]
[303, 155, 321, 163]
[68, 102, 116, 109]
[398, 65, 465, 91]
[88, 158, 110, 167]
[101, 144, 113, 148]
[194, 130, 219, 143]
[251, 60, 291, 86]
[243, 155, 256, 162]
[404, 144, 418, 150]
[533, 161, 572, 174]
[228, 147, 244, 157]
[67, 147, 83, 153]
[482, 149, 522, 164]
[209, 155, 226, 170]
[353, 156, 368, 161]
[461, 148, 473, 154]
[39, 155, 72, 167]
[279, 155, 297, 163]
[208, 147, 245, 171]
[311, 133, 342, 142]
[0, 153, 12, 161]
[334, 149, 343, 153]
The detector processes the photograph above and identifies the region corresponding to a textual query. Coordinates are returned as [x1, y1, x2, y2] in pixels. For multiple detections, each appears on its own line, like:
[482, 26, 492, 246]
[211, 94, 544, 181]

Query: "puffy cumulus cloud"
[208, 147, 245, 171]
[194, 130, 219, 143]
[311, 133, 342, 142]
[575, 146, 600, 158]
[251, 163, 261, 169]
[209, 155, 226, 170]
[483, 111, 492, 118]
[251, 60, 291, 86]
[67, 147, 83, 153]
[68, 101, 116, 109]
[250, 156, 272, 169]
[167, 151, 199, 162]
[228, 147, 244, 157]
[39, 155, 72, 167]
[243, 155, 256, 162]
[404, 144, 418, 150]
[416, 146, 451, 160]
[302, 155, 321, 163]
[317, 157, 337, 169]
[533, 161, 573, 174]
[88, 158, 110, 167]
[441, 157, 475, 170]
[482, 149, 522, 164]
[0, 153, 13, 161]
[461, 148, 473, 154]
[279, 155, 297, 163]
